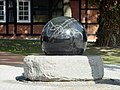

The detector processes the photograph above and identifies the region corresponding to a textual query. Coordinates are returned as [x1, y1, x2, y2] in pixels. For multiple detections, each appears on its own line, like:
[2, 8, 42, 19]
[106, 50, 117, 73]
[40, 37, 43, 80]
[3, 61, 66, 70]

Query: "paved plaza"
[0, 52, 120, 90]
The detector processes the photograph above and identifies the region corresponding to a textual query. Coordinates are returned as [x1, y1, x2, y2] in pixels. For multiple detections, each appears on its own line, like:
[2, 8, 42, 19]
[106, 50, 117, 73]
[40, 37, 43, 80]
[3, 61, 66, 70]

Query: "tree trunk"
[96, 0, 120, 47]
[63, 0, 72, 17]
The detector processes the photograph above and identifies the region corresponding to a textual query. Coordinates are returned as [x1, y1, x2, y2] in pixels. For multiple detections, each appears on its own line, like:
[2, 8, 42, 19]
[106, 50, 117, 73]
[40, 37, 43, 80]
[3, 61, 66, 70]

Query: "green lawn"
[84, 43, 120, 64]
[0, 39, 44, 55]
[0, 39, 120, 64]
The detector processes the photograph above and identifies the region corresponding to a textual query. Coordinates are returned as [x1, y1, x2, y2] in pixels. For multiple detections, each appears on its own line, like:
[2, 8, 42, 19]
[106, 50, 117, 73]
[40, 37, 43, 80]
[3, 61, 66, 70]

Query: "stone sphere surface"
[41, 16, 87, 55]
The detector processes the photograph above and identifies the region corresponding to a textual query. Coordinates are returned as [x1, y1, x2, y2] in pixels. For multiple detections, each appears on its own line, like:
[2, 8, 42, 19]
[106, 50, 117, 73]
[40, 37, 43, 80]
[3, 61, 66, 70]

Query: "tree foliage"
[89, 0, 120, 47]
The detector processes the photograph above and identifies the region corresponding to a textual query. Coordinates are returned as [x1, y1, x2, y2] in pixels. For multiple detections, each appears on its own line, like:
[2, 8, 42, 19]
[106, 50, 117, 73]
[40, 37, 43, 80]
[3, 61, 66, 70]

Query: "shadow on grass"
[84, 45, 120, 64]
[84, 47, 120, 56]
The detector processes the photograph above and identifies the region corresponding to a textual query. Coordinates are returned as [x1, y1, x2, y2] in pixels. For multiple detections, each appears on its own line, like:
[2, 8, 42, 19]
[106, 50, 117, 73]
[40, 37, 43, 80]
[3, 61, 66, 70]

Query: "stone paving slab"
[0, 64, 120, 90]
[0, 52, 120, 90]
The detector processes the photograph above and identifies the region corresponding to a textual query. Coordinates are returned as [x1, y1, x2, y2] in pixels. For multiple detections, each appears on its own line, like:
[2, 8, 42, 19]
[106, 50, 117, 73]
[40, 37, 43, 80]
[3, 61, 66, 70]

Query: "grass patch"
[0, 39, 120, 64]
[0, 39, 44, 55]
[84, 44, 120, 64]
[103, 56, 120, 64]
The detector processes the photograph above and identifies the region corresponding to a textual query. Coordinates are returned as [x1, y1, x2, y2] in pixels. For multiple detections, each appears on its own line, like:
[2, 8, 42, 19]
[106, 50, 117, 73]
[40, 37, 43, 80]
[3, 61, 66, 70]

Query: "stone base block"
[24, 56, 104, 81]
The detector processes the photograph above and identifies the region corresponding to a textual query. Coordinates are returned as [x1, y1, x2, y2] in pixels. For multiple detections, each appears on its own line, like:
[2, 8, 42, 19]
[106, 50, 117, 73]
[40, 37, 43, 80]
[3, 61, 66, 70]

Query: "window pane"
[24, 16, 28, 20]
[0, 1, 5, 21]
[87, 24, 99, 34]
[81, 0, 86, 8]
[0, 11, 3, 15]
[52, 10, 62, 18]
[33, 15, 49, 22]
[81, 10, 86, 23]
[0, 1, 3, 5]
[9, 0, 14, 8]
[88, 10, 99, 23]
[0, 16, 4, 20]
[24, 7, 28, 10]
[24, 2, 28, 6]
[19, 11, 23, 15]
[33, 0, 49, 7]
[24, 11, 28, 15]
[19, 6, 23, 10]
[19, 2, 23, 5]
[0, 6, 3, 10]
[19, 16, 23, 20]
[33, 0, 49, 22]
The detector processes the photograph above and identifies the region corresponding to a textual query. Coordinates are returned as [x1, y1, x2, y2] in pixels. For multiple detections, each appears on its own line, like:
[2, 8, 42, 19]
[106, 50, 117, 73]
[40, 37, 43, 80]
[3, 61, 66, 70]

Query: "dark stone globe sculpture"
[41, 16, 87, 55]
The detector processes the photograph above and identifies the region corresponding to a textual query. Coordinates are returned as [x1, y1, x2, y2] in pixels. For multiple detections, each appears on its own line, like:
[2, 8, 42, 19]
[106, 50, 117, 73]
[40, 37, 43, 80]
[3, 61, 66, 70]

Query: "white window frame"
[17, 0, 31, 23]
[0, 0, 6, 22]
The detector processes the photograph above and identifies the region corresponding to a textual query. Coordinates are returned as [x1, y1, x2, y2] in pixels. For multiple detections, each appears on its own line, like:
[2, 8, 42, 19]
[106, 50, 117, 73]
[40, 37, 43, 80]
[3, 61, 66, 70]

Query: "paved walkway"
[0, 52, 24, 67]
[0, 52, 120, 90]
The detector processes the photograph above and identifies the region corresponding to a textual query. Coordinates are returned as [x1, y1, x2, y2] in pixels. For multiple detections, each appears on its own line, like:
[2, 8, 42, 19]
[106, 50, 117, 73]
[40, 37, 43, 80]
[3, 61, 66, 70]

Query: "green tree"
[89, 0, 120, 47]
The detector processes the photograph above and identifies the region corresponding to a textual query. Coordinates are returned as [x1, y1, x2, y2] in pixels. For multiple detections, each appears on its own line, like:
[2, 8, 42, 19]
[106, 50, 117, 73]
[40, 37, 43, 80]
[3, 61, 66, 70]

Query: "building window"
[0, 0, 6, 22]
[52, 0, 63, 18]
[17, 0, 30, 23]
[33, 0, 49, 23]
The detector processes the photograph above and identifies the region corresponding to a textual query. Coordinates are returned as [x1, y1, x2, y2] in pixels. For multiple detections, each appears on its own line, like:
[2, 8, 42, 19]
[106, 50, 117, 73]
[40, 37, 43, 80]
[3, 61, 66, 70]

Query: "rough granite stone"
[24, 56, 104, 81]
